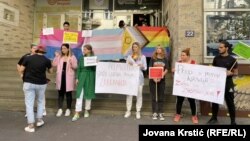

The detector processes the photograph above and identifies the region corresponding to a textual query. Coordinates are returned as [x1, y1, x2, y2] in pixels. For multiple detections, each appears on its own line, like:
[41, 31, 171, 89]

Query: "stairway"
[0, 58, 195, 117]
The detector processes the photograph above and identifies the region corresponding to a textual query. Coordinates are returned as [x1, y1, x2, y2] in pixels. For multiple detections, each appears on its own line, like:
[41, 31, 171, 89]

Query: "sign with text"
[84, 56, 97, 66]
[63, 31, 78, 44]
[95, 62, 139, 96]
[173, 62, 227, 104]
[149, 67, 163, 79]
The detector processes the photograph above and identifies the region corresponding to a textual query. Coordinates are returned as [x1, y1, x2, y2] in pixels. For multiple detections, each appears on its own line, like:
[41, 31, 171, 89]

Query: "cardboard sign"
[63, 31, 78, 44]
[173, 62, 226, 104]
[149, 67, 163, 79]
[84, 56, 98, 66]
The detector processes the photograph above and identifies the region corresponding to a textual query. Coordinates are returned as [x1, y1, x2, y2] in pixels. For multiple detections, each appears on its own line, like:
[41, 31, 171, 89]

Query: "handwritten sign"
[42, 27, 54, 35]
[173, 62, 227, 104]
[63, 31, 78, 44]
[149, 67, 163, 79]
[84, 56, 98, 66]
[82, 30, 92, 37]
[95, 62, 139, 96]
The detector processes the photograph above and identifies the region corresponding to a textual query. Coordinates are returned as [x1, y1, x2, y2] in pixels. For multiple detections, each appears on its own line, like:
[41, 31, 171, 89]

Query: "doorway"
[133, 14, 150, 26]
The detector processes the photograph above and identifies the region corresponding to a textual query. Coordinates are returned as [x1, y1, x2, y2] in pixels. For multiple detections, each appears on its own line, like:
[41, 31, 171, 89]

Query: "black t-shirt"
[22, 54, 52, 84]
[212, 55, 238, 80]
[17, 53, 31, 65]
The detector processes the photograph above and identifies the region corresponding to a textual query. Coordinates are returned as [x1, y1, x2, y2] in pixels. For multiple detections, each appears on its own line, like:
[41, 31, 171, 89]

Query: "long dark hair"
[61, 43, 72, 56]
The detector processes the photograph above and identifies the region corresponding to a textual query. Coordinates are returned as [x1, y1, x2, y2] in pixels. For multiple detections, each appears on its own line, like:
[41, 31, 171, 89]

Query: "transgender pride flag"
[40, 29, 84, 60]
[83, 28, 124, 60]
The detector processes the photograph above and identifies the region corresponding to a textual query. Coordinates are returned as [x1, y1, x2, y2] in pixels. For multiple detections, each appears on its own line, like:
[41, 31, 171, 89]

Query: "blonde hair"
[152, 45, 166, 60]
[131, 42, 142, 59]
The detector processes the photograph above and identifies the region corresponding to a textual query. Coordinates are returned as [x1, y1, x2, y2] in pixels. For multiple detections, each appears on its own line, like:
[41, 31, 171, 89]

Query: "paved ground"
[0, 110, 249, 141]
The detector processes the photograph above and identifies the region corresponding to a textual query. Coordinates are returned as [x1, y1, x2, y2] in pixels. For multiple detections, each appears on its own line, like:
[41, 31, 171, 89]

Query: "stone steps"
[0, 58, 196, 117]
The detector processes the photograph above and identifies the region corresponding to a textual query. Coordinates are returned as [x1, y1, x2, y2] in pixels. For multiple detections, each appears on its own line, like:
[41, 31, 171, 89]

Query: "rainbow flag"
[40, 29, 84, 60]
[83, 28, 124, 60]
[137, 27, 170, 57]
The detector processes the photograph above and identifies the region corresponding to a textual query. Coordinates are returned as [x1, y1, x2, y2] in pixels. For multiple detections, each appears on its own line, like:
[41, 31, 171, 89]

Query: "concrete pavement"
[0, 110, 249, 141]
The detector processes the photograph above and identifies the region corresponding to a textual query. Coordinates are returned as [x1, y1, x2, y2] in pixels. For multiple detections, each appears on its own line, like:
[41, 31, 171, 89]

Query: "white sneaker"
[65, 109, 71, 116]
[24, 126, 35, 133]
[84, 110, 89, 118]
[136, 112, 141, 119]
[36, 120, 44, 127]
[72, 113, 80, 122]
[24, 113, 27, 118]
[56, 109, 63, 117]
[152, 113, 158, 120]
[159, 113, 165, 121]
[43, 110, 47, 116]
[124, 111, 131, 118]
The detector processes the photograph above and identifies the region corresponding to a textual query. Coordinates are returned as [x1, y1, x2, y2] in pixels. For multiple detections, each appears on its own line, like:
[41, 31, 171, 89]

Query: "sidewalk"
[0, 110, 249, 141]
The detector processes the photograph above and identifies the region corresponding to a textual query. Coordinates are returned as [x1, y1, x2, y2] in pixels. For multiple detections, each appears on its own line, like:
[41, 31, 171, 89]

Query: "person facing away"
[52, 43, 78, 117]
[17, 44, 47, 117]
[124, 42, 147, 119]
[149, 45, 169, 121]
[207, 40, 238, 125]
[20, 45, 52, 133]
[172, 48, 199, 124]
[72, 44, 96, 121]
[63, 21, 70, 31]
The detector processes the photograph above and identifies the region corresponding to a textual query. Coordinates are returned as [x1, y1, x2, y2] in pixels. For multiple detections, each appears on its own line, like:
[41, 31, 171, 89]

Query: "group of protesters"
[17, 22, 238, 133]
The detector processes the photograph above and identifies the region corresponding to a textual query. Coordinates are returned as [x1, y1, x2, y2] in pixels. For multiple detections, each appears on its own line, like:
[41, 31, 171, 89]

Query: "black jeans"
[176, 96, 196, 116]
[211, 80, 235, 122]
[149, 80, 165, 113]
[58, 90, 72, 109]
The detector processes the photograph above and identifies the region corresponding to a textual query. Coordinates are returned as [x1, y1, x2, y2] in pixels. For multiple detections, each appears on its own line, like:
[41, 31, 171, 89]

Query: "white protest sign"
[42, 28, 54, 35]
[95, 62, 139, 96]
[173, 62, 227, 104]
[82, 30, 92, 37]
[84, 56, 98, 66]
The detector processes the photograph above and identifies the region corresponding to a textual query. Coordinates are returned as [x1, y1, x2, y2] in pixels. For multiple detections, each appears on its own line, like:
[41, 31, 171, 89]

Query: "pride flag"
[40, 29, 84, 60]
[233, 41, 250, 59]
[137, 27, 170, 57]
[83, 28, 124, 60]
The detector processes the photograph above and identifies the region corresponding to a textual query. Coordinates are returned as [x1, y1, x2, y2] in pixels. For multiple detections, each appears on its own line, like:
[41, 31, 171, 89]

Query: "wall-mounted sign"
[115, 0, 161, 10]
[185, 30, 195, 37]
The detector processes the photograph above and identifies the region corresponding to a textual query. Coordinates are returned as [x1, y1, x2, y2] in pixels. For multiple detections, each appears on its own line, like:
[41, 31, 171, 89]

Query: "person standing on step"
[207, 40, 238, 125]
[53, 43, 77, 117]
[20, 45, 52, 132]
[172, 48, 199, 124]
[72, 44, 96, 121]
[17, 43, 47, 117]
[124, 42, 147, 119]
[149, 45, 169, 121]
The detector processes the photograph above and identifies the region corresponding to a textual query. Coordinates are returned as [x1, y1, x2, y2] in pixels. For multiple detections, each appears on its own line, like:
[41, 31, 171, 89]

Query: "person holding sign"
[124, 42, 147, 119]
[63, 21, 70, 31]
[53, 43, 78, 117]
[207, 40, 238, 125]
[149, 45, 169, 121]
[72, 44, 96, 121]
[172, 48, 199, 124]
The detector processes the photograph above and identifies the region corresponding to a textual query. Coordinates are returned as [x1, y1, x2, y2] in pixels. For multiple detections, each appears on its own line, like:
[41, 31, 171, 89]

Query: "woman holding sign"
[72, 44, 96, 121]
[172, 48, 198, 124]
[53, 43, 78, 117]
[149, 45, 169, 121]
[124, 42, 147, 119]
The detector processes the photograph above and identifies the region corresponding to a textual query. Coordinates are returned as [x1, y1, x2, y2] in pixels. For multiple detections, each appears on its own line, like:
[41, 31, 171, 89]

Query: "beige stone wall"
[0, 0, 35, 58]
[164, 0, 203, 66]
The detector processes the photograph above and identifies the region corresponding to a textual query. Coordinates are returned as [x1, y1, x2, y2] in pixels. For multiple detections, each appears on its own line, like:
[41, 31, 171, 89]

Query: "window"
[204, 0, 250, 63]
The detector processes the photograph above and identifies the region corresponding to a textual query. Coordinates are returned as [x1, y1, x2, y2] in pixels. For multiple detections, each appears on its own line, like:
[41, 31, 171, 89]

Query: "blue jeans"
[23, 82, 47, 124]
